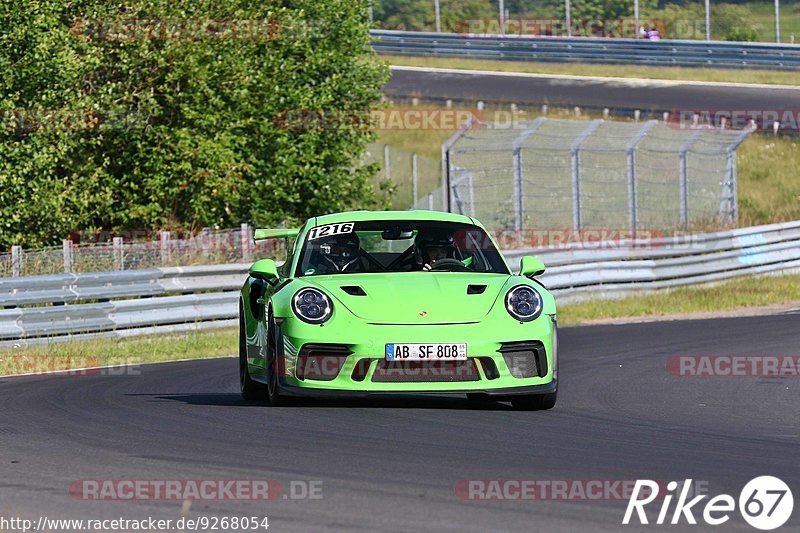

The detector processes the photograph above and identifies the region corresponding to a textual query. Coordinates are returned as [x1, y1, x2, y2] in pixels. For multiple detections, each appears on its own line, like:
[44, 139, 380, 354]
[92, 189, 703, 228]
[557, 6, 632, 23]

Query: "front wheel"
[265, 307, 285, 406]
[511, 391, 557, 411]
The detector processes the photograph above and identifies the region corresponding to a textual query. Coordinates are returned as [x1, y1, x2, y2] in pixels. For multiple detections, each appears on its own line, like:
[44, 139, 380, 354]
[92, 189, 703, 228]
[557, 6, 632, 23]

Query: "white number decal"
[307, 223, 354, 241]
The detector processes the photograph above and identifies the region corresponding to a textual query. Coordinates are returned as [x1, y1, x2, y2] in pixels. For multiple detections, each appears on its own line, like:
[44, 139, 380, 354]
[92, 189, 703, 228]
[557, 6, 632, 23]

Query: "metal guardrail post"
[160, 231, 171, 265]
[201, 227, 211, 256]
[570, 120, 603, 231]
[64, 240, 72, 274]
[11, 246, 22, 277]
[626, 121, 658, 234]
[62, 240, 73, 274]
[113, 237, 124, 270]
[241, 223, 252, 263]
[512, 118, 547, 232]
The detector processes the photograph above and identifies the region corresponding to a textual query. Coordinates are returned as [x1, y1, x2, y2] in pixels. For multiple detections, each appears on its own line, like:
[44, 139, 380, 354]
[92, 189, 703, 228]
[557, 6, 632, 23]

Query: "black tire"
[511, 391, 557, 411]
[240, 307, 267, 401]
[265, 307, 285, 406]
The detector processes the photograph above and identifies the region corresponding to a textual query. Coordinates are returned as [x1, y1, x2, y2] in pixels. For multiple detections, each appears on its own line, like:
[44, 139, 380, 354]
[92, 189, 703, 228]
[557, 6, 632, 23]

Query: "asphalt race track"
[385, 66, 800, 116]
[1, 313, 798, 532]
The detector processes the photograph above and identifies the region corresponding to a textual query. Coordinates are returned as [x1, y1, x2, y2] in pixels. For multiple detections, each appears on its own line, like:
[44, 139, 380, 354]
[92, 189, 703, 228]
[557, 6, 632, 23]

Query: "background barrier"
[371, 30, 800, 70]
[2, 220, 799, 345]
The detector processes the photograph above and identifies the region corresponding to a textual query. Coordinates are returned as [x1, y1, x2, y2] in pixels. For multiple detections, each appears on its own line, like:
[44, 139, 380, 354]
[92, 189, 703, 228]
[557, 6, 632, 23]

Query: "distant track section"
[385, 66, 800, 117]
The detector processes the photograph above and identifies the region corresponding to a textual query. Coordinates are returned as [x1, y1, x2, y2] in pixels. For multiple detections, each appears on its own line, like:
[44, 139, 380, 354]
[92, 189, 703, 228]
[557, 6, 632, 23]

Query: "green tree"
[0, 0, 389, 248]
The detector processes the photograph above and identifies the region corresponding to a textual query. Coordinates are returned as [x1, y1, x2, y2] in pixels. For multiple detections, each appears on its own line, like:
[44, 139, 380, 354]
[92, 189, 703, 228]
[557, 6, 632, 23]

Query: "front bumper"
[271, 312, 557, 395]
[278, 380, 557, 399]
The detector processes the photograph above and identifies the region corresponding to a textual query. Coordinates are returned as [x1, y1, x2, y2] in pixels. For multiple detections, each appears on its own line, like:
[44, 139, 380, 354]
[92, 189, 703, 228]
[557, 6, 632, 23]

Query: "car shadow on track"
[132, 393, 514, 410]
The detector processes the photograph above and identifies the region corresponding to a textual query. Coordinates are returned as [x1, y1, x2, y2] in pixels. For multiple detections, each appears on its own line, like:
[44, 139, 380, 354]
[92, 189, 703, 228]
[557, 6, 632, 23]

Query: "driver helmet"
[319, 233, 360, 272]
[415, 231, 455, 265]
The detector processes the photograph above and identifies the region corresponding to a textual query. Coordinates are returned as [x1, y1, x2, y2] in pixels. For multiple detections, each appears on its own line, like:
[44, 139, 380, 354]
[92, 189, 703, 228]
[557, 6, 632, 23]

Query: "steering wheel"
[428, 258, 471, 272]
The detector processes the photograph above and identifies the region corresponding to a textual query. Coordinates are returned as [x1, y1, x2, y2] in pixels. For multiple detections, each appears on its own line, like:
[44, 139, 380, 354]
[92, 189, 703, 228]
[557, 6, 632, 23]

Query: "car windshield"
[295, 220, 509, 276]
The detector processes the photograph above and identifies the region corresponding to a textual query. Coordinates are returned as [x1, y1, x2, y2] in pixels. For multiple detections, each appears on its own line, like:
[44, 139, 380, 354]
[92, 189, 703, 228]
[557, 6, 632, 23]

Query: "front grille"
[498, 341, 547, 378]
[296, 343, 351, 381]
[372, 359, 480, 382]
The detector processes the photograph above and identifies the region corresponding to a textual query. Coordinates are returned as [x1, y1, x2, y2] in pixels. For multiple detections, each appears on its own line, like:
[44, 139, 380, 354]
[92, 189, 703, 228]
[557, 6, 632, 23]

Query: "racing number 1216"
[308, 223, 354, 241]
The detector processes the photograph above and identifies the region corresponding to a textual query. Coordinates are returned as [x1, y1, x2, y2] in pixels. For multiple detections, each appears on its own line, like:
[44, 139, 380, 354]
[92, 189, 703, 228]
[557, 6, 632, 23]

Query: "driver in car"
[415, 231, 457, 271]
[314, 233, 367, 274]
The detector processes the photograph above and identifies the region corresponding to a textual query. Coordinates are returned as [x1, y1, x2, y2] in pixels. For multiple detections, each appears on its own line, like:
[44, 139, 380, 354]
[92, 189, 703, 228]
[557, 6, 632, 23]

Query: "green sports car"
[238, 210, 558, 410]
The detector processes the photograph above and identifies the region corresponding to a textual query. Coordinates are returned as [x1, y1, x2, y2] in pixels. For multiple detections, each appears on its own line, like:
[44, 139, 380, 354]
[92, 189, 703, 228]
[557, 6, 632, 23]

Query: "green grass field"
[744, 1, 800, 43]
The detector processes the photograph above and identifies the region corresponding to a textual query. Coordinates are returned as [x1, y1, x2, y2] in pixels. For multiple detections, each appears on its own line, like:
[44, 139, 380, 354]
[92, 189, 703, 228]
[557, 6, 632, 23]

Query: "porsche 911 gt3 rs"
[239, 210, 557, 410]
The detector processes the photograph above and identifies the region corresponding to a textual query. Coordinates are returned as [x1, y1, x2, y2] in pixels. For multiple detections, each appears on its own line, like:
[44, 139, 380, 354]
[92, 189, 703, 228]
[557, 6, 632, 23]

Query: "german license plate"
[385, 343, 467, 361]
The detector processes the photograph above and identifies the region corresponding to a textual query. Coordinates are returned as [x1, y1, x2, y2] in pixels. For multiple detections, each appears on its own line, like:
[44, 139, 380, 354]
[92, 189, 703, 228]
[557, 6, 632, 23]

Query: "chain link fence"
[0, 225, 284, 278]
[366, 143, 441, 209]
[415, 117, 752, 232]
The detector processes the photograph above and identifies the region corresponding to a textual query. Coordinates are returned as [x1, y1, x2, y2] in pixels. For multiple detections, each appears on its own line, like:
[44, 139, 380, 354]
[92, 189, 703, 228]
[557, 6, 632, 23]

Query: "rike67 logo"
[624, 476, 793, 530]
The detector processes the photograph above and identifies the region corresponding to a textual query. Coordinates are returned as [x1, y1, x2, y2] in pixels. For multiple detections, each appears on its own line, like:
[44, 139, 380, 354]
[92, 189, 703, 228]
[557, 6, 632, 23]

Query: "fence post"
[721, 151, 737, 224]
[241, 223, 252, 263]
[467, 172, 475, 217]
[626, 121, 658, 234]
[570, 120, 603, 231]
[412, 152, 418, 207]
[11, 245, 22, 277]
[679, 131, 703, 229]
[113, 237, 124, 271]
[441, 115, 476, 212]
[160, 231, 171, 265]
[511, 118, 547, 232]
[724, 129, 753, 225]
[62, 239, 73, 274]
[201, 227, 211, 257]
[383, 144, 390, 184]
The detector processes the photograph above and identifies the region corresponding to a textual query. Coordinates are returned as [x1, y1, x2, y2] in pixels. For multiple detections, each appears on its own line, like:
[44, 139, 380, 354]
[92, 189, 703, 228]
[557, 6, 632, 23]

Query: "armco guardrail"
[1, 221, 799, 344]
[370, 30, 800, 70]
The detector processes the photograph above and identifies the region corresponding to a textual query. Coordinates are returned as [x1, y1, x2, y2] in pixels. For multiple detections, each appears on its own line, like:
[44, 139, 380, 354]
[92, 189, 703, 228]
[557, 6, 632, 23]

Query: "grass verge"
[383, 55, 799, 86]
[0, 328, 236, 376]
[558, 273, 800, 325]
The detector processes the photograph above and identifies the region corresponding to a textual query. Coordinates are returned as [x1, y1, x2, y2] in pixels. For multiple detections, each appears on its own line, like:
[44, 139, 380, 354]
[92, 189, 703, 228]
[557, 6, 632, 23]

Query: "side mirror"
[249, 259, 279, 283]
[519, 256, 546, 277]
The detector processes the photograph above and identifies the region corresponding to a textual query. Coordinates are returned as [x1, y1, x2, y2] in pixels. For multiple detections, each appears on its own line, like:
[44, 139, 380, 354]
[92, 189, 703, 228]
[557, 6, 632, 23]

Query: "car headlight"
[505, 285, 543, 322]
[292, 288, 333, 324]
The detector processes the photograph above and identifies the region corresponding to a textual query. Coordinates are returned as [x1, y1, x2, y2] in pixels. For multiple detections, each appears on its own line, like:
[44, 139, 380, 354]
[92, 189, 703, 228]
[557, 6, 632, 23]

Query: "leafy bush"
[0, 0, 388, 248]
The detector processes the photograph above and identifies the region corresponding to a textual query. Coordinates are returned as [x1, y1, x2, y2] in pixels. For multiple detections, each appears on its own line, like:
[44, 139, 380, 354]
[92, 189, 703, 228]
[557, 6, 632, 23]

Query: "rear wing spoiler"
[254, 228, 300, 240]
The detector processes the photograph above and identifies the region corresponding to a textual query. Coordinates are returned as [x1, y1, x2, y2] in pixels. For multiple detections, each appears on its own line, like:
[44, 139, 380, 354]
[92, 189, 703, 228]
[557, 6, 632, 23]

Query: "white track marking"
[0, 355, 235, 379]
[390, 65, 800, 92]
